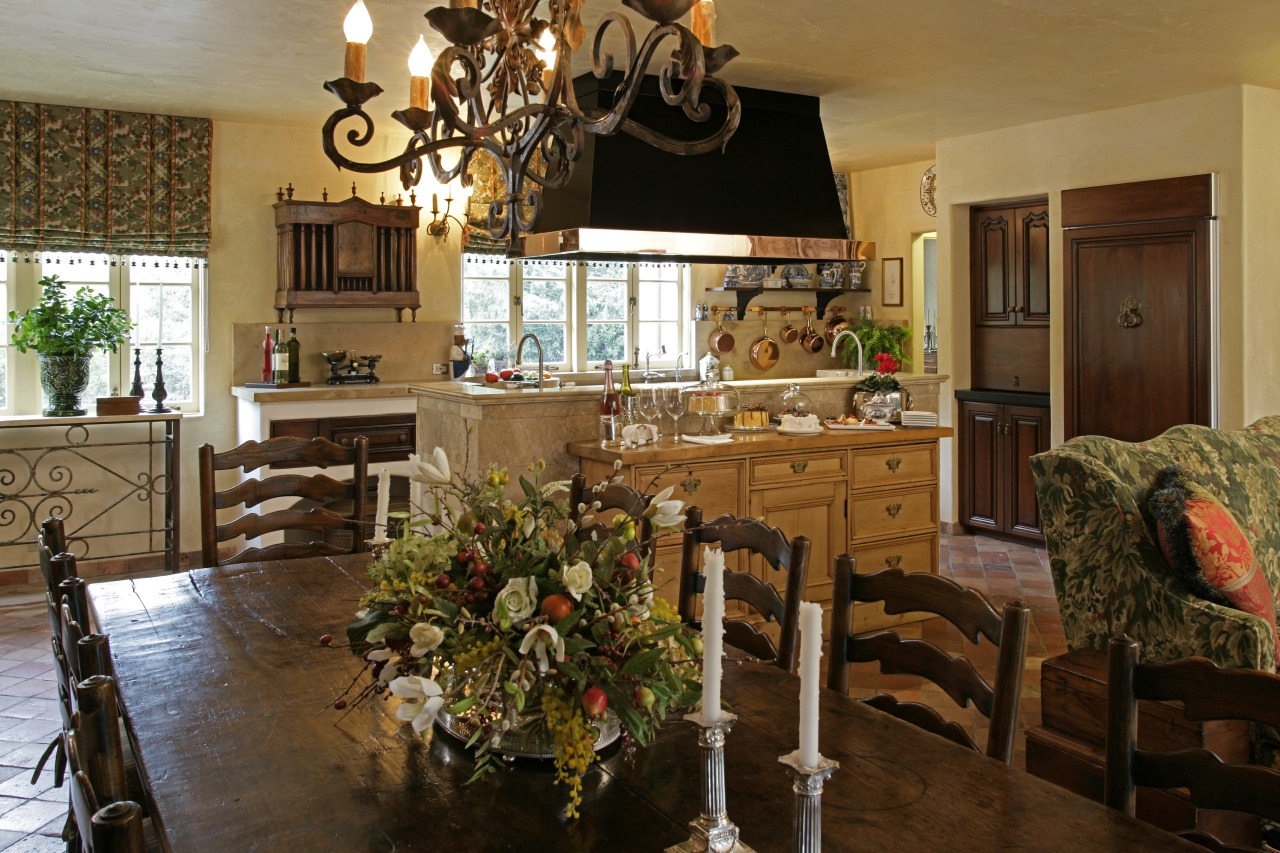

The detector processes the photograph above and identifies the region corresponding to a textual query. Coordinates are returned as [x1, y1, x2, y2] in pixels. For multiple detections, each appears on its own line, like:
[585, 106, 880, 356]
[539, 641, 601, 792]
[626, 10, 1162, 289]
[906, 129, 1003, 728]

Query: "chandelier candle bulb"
[798, 601, 823, 768]
[701, 546, 726, 724]
[691, 0, 716, 46]
[408, 35, 433, 109]
[342, 0, 373, 82]
[374, 467, 391, 542]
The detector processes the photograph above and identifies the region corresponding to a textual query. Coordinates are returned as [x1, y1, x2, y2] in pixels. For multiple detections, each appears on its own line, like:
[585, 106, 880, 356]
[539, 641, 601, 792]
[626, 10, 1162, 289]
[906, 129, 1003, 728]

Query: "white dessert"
[780, 413, 820, 432]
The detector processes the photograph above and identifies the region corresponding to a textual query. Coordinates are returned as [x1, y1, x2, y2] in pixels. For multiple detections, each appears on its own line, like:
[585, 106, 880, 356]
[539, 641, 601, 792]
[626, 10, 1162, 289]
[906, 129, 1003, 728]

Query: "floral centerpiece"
[340, 449, 701, 818]
[859, 352, 901, 392]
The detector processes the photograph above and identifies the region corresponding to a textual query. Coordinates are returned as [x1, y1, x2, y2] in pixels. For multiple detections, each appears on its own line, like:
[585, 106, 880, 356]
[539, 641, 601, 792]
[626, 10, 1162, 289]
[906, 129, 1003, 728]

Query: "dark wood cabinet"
[959, 396, 1049, 542]
[269, 413, 416, 465]
[971, 203, 1050, 328]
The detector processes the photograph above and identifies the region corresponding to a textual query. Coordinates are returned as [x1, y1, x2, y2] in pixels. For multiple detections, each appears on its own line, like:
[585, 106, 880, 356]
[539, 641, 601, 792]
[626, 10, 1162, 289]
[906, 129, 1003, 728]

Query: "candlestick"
[798, 601, 822, 769]
[691, 0, 716, 46]
[701, 546, 725, 724]
[666, 711, 756, 853]
[779, 750, 839, 853]
[147, 348, 172, 413]
[343, 1, 373, 82]
[374, 467, 390, 542]
[407, 453, 423, 518]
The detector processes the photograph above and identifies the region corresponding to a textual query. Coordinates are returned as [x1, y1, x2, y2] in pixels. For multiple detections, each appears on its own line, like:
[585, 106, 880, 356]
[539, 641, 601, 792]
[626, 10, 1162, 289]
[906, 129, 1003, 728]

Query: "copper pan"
[708, 310, 735, 354]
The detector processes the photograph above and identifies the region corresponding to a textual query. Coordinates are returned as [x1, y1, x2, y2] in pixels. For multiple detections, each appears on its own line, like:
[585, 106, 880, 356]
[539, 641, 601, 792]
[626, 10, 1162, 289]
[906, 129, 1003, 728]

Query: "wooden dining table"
[89, 553, 1195, 852]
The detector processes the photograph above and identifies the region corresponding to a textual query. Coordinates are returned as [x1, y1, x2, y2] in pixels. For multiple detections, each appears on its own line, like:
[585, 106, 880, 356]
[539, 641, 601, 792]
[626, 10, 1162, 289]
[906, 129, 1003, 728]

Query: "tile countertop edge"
[569, 426, 954, 465]
[231, 382, 427, 403]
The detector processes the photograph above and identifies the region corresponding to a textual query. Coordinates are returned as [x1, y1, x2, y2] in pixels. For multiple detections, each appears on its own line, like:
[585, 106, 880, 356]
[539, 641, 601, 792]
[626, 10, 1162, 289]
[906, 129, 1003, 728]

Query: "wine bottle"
[261, 325, 273, 382]
[286, 327, 301, 384]
[599, 360, 622, 446]
[619, 363, 637, 425]
[273, 329, 289, 384]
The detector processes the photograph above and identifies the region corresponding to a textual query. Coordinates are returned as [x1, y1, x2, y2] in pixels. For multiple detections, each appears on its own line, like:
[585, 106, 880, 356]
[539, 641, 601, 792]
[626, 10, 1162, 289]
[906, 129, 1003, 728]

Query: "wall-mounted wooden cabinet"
[958, 394, 1049, 543]
[972, 203, 1050, 327]
[274, 196, 421, 322]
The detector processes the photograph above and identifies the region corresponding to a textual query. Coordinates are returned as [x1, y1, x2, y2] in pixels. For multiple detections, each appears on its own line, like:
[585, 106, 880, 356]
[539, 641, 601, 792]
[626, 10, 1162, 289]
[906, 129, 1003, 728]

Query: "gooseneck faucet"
[515, 333, 545, 390]
[829, 329, 864, 376]
[674, 352, 688, 383]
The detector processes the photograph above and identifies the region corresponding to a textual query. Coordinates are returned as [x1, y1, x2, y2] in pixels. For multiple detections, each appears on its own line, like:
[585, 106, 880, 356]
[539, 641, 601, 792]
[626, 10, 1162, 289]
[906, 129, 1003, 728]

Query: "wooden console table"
[0, 412, 181, 573]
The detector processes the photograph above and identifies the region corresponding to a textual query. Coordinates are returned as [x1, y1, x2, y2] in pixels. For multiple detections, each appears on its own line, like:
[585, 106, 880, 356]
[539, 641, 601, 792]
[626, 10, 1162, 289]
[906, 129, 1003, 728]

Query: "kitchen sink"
[814, 369, 867, 378]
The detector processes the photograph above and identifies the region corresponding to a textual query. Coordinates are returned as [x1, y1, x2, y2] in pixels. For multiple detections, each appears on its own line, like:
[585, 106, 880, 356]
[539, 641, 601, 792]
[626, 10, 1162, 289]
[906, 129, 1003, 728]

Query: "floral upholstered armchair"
[1030, 417, 1280, 673]
[1032, 418, 1280, 767]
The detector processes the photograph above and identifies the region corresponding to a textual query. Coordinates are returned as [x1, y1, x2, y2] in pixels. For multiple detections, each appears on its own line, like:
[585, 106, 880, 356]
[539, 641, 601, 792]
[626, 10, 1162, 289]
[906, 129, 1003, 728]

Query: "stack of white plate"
[900, 411, 939, 428]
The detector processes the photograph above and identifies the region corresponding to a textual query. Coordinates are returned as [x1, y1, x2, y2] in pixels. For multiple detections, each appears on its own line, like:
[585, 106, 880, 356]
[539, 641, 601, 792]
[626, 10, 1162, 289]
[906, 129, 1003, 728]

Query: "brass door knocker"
[1118, 297, 1143, 328]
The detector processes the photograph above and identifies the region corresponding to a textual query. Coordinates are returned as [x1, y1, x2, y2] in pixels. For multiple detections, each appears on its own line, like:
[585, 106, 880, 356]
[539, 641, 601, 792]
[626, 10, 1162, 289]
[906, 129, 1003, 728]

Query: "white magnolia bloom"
[645, 485, 685, 529]
[409, 622, 445, 657]
[497, 576, 538, 625]
[389, 675, 444, 733]
[522, 513, 537, 538]
[366, 647, 400, 685]
[413, 447, 451, 485]
[562, 560, 594, 602]
[518, 624, 566, 674]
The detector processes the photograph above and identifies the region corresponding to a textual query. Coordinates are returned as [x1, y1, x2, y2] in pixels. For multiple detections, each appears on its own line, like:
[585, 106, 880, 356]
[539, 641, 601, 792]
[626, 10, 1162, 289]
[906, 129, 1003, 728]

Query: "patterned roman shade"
[0, 101, 212, 256]
[461, 153, 509, 256]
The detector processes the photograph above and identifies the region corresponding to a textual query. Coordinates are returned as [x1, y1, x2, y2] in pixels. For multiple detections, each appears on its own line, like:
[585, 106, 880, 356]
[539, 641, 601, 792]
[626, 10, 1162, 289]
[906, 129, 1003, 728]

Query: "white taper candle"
[407, 453, 423, 519]
[374, 467, 391, 541]
[798, 600, 823, 768]
[701, 546, 726, 723]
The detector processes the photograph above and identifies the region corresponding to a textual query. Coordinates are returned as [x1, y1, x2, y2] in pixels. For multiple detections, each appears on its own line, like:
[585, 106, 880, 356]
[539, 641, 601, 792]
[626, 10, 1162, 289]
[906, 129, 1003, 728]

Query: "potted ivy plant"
[9, 275, 134, 416]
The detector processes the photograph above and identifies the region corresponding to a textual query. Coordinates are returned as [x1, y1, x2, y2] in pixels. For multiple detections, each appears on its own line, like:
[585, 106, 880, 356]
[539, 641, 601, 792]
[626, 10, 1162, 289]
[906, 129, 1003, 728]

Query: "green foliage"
[838, 316, 912, 369]
[9, 275, 134, 357]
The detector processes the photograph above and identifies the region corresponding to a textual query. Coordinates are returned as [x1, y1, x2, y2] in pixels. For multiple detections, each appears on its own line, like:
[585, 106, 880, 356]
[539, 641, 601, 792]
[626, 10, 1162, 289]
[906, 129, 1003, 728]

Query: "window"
[0, 259, 7, 410]
[1, 251, 205, 415]
[461, 255, 689, 373]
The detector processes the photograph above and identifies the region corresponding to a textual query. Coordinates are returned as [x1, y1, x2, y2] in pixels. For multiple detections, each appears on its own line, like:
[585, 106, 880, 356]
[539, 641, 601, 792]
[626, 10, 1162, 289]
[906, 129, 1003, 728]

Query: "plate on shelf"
[727, 264, 770, 284]
[826, 420, 895, 431]
[779, 264, 813, 286]
[776, 426, 824, 436]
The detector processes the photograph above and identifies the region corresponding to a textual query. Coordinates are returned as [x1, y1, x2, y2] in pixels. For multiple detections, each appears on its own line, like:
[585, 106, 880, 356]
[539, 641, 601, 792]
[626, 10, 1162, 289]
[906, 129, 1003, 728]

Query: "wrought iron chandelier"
[322, 0, 741, 257]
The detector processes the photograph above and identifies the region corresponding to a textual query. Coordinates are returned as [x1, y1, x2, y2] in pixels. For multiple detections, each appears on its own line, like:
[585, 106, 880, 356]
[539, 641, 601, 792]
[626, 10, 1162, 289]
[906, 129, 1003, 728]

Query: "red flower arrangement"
[861, 352, 901, 392]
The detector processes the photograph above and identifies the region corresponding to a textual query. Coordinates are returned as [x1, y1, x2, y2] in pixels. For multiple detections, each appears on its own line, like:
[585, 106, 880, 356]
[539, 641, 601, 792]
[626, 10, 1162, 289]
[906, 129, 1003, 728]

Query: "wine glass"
[637, 386, 661, 435]
[663, 386, 686, 441]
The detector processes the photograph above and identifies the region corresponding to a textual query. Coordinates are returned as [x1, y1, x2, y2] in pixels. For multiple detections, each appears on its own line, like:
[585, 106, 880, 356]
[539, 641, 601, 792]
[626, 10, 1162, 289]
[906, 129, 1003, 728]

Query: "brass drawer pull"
[885, 502, 903, 519]
[680, 473, 701, 495]
[339, 437, 351, 446]
[885, 456, 902, 473]
[790, 460, 809, 474]
[398, 433, 408, 443]
[885, 554, 902, 569]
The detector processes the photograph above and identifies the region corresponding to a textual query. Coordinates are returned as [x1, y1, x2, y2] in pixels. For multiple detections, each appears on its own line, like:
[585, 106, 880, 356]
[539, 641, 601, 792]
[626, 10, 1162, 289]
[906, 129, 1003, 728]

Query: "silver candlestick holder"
[665, 710, 756, 853]
[778, 750, 839, 853]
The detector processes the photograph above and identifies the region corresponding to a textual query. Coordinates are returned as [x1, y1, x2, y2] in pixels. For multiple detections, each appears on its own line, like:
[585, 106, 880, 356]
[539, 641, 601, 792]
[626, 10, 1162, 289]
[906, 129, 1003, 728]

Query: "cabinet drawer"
[848, 533, 939, 633]
[750, 452, 846, 486]
[637, 461, 744, 522]
[270, 414, 416, 466]
[849, 444, 937, 491]
[848, 486, 937, 542]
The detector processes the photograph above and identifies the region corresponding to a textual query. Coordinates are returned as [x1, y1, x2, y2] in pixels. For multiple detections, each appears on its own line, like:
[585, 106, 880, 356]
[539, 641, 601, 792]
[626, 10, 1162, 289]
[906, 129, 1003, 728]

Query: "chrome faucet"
[515, 333, 545, 390]
[673, 352, 688, 383]
[642, 345, 667, 381]
[829, 329, 864, 375]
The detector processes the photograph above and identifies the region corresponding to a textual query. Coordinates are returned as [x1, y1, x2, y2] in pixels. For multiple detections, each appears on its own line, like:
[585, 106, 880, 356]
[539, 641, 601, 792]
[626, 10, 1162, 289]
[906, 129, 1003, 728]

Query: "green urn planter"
[38, 352, 92, 417]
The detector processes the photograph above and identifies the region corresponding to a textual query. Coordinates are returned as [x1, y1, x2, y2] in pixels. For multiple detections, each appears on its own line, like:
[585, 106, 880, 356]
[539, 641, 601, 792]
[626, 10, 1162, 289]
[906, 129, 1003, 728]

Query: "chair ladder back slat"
[848, 631, 996, 716]
[1133, 750, 1280, 822]
[213, 436, 355, 472]
[216, 472, 352, 512]
[850, 567, 1005, 645]
[863, 693, 982, 753]
[1136, 657, 1280, 729]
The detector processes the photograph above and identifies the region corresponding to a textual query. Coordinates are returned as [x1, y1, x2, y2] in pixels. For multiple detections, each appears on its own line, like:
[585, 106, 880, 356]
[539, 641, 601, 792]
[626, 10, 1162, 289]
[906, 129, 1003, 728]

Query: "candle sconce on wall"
[426, 189, 468, 239]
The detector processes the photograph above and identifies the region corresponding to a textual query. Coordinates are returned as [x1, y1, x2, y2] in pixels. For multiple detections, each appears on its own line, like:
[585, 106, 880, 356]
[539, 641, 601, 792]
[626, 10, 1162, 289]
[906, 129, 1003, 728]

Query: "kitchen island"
[570, 426, 952, 636]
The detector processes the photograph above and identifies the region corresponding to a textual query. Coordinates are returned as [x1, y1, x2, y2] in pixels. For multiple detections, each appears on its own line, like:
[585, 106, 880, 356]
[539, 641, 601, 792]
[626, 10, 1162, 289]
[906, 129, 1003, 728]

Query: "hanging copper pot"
[749, 311, 779, 371]
[824, 315, 850, 345]
[779, 308, 799, 344]
[800, 314, 824, 353]
[708, 310, 735, 354]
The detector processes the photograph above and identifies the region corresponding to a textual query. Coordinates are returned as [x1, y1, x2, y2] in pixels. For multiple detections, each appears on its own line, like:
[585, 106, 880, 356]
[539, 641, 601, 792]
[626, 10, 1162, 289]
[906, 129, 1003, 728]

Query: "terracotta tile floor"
[0, 532, 1058, 851]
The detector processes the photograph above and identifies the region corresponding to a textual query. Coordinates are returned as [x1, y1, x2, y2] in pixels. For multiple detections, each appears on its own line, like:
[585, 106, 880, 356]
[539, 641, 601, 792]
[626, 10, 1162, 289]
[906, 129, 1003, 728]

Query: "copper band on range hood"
[521, 228, 875, 264]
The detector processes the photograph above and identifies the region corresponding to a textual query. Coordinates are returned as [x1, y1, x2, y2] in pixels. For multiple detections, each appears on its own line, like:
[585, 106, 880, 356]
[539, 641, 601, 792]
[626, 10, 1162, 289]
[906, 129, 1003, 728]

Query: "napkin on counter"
[681, 434, 735, 445]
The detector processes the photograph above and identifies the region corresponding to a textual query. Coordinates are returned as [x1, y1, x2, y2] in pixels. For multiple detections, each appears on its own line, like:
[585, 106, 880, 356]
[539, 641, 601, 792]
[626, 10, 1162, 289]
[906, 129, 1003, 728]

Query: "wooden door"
[749, 479, 845, 608]
[1062, 175, 1213, 441]
[972, 207, 1016, 326]
[1017, 205, 1051, 326]
[1006, 405, 1049, 539]
[959, 401, 1001, 533]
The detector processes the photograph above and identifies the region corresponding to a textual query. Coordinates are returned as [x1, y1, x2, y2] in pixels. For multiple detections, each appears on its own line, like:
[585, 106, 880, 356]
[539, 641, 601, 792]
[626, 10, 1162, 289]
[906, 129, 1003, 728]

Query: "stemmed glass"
[637, 386, 661, 435]
[663, 386, 686, 441]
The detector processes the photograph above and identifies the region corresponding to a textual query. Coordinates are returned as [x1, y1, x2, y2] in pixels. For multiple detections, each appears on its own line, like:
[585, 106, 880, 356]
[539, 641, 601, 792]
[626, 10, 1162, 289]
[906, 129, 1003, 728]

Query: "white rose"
[497, 576, 538, 625]
[409, 622, 444, 657]
[562, 560, 594, 602]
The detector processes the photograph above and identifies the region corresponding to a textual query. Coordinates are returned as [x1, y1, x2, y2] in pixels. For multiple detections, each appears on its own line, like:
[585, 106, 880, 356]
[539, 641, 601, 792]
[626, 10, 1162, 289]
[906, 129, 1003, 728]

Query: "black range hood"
[522, 73, 874, 264]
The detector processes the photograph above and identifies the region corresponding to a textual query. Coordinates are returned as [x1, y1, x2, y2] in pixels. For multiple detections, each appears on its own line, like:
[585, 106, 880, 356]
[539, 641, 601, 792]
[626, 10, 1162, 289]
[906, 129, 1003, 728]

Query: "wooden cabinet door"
[749, 480, 845, 607]
[1017, 205, 1051, 326]
[1006, 405, 1049, 538]
[972, 207, 1016, 326]
[959, 401, 1001, 532]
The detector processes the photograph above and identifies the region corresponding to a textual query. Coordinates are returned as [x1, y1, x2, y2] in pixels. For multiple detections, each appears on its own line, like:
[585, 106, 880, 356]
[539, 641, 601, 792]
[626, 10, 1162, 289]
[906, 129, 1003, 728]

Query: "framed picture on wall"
[882, 257, 904, 306]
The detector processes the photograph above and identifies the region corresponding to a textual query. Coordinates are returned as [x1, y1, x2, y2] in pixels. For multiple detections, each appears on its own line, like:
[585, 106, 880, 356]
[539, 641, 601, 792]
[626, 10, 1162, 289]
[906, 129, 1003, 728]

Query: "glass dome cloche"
[680, 370, 740, 435]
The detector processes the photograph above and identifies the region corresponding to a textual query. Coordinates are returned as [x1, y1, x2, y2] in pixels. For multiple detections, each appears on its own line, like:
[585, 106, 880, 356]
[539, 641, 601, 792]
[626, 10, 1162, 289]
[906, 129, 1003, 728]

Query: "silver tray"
[435, 706, 621, 759]
[726, 422, 777, 433]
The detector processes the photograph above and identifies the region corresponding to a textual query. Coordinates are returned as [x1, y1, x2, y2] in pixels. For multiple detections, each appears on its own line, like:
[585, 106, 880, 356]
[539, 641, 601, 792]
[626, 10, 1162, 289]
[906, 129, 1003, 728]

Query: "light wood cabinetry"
[573, 428, 949, 638]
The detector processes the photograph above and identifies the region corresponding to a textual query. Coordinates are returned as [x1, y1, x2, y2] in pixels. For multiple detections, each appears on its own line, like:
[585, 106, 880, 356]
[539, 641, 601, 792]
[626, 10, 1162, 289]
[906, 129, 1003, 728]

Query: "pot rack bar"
[706, 286, 866, 320]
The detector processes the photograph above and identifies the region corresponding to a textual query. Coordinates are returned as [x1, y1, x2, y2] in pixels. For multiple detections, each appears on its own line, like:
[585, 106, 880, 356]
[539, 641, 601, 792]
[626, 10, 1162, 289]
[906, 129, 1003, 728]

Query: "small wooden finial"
[285, 182, 295, 199]
[379, 191, 386, 205]
[351, 182, 358, 197]
[410, 190, 417, 206]
[322, 187, 329, 202]
[276, 186, 284, 201]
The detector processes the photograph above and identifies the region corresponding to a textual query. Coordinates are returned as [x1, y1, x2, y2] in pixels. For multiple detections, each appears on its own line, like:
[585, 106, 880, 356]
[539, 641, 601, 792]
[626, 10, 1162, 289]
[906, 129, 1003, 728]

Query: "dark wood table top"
[90, 554, 1193, 852]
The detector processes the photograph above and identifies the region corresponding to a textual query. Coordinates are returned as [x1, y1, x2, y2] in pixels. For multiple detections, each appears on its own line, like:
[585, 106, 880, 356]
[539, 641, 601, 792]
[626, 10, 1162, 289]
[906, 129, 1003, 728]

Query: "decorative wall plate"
[920, 165, 937, 217]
